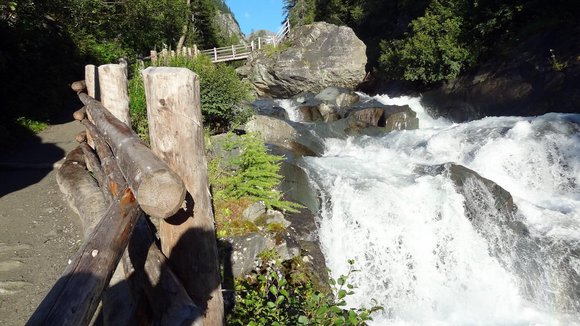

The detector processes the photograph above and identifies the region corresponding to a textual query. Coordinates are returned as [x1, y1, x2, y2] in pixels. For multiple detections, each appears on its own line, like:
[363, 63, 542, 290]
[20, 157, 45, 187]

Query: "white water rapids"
[278, 95, 580, 325]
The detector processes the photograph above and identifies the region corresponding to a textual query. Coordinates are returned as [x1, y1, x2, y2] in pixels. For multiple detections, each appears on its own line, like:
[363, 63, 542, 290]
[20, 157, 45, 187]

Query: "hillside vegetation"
[0, 0, 238, 147]
[284, 0, 579, 84]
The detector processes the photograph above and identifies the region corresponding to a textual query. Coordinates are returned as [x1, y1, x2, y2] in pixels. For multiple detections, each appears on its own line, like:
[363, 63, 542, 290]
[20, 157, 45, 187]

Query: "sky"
[225, 0, 285, 36]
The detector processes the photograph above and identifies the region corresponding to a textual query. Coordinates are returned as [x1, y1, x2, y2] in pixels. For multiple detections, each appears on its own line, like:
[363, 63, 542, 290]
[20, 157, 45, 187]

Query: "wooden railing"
[27, 63, 223, 325]
[151, 19, 291, 64]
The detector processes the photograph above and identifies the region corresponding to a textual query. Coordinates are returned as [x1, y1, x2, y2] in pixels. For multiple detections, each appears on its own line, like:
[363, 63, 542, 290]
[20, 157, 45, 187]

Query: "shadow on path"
[0, 119, 82, 197]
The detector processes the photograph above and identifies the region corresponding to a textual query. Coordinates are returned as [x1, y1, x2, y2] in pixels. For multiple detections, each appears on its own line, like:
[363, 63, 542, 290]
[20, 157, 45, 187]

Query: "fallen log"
[55, 146, 107, 238]
[78, 93, 185, 219]
[27, 188, 142, 326]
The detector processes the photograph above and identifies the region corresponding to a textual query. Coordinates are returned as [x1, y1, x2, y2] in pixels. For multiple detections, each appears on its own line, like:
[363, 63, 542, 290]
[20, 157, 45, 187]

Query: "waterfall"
[283, 95, 580, 324]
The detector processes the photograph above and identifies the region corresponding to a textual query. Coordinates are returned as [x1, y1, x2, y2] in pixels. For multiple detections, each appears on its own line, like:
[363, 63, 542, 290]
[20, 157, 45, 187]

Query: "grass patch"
[16, 117, 49, 134]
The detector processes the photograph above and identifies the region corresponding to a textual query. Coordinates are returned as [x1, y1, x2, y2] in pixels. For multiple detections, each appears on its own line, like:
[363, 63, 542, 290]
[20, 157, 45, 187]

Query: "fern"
[218, 133, 302, 212]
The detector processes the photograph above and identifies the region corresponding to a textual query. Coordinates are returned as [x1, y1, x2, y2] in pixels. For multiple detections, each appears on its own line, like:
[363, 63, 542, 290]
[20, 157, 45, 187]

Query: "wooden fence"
[27, 63, 223, 325]
[151, 20, 291, 64]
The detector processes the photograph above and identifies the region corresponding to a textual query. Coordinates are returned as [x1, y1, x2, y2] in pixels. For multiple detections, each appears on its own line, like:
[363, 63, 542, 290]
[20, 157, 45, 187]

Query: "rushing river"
[279, 95, 580, 325]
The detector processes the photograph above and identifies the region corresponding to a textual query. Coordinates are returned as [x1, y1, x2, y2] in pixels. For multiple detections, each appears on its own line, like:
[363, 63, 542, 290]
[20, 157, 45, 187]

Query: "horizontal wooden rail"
[27, 187, 143, 325]
[79, 93, 186, 219]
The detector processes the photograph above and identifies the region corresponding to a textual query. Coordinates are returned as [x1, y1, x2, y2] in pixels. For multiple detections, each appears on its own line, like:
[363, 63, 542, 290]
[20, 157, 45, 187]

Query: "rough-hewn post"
[85, 65, 98, 99]
[141, 67, 224, 325]
[98, 64, 131, 127]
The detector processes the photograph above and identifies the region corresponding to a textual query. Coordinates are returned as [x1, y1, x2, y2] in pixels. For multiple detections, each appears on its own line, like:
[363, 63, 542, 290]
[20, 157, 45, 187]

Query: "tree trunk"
[141, 67, 224, 325]
[177, 0, 192, 51]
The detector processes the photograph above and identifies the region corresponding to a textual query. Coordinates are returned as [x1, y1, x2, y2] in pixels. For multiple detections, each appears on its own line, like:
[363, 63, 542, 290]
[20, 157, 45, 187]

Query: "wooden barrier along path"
[27, 63, 223, 325]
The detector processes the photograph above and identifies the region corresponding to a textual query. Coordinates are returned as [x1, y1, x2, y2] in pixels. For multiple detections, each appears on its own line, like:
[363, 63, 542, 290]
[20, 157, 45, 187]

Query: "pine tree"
[221, 133, 302, 212]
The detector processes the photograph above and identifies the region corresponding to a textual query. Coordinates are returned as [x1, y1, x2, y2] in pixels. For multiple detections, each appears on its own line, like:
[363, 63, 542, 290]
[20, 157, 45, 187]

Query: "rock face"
[216, 12, 244, 41]
[239, 22, 367, 98]
[421, 27, 580, 122]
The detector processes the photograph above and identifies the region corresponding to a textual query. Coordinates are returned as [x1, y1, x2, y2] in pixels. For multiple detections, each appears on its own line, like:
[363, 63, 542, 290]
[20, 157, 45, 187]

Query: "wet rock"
[225, 232, 300, 277]
[298, 103, 324, 122]
[315, 87, 359, 109]
[252, 99, 289, 120]
[243, 115, 325, 156]
[227, 233, 272, 277]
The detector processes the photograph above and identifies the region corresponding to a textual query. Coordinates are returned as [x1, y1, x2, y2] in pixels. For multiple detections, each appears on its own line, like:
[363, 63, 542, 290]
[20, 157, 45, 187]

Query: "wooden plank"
[141, 67, 224, 325]
[79, 94, 186, 219]
[98, 64, 131, 127]
[27, 188, 143, 326]
[55, 146, 108, 239]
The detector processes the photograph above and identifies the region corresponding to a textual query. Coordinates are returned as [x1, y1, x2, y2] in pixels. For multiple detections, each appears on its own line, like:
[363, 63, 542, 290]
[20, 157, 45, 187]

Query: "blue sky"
[225, 0, 285, 35]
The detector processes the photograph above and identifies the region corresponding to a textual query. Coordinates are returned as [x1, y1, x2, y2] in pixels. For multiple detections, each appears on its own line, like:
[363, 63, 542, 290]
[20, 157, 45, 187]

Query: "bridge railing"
[151, 20, 291, 64]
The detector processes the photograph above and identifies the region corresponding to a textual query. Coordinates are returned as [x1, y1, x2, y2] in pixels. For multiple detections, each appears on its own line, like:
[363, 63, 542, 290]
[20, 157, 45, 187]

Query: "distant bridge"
[201, 19, 290, 63]
[151, 20, 290, 64]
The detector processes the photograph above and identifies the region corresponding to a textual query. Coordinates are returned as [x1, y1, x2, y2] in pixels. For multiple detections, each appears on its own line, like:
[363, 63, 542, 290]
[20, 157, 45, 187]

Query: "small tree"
[379, 0, 473, 83]
[218, 133, 302, 212]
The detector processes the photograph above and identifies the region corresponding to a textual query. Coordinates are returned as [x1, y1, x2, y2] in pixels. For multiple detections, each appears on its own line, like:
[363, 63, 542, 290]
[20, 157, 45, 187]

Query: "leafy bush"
[128, 64, 150, 142]
[128, 54, 252, 138]
[153, 55, 253, 132]
[379, 0, 473, 83]
[229, 255, 381, 325]
[210, 133, 302, 213]
[16, 117, 49, 134]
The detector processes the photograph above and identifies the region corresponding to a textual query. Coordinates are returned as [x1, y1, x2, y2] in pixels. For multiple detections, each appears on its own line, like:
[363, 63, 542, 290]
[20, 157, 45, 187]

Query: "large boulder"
[239, 22, 367, 98]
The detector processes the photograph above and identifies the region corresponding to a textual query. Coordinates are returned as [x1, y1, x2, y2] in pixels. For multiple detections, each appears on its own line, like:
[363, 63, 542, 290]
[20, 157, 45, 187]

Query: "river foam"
[294, 94, 580, 324]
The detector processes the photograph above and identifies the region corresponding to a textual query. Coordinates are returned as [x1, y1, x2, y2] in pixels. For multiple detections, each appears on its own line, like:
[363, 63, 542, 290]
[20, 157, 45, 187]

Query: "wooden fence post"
[141, 67, 224, 325]
[85, 65, 98, 99]
[98, 64, 131, 127]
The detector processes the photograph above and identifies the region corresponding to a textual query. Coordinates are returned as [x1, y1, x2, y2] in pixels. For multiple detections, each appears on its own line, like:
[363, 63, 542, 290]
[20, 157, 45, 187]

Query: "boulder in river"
[239, 22, 367, 98]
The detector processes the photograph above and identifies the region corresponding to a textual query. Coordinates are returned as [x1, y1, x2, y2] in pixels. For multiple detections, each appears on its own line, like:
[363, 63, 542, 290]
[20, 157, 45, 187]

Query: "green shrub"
[155, 55, 253, 132]
[128, 54, 252, 138]
[379, 0, 473, 83]
[15, 117, 49, 134]
[229, 255, 381, 325]
[128, 64, 150, 143]
[211, 133, 302, 213]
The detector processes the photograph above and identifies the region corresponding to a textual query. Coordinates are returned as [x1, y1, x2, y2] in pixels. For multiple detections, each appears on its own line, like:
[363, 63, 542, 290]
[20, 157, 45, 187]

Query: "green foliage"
[379, 0, 473, 83]
[15, 117, 49, 134]
[261, 41, 292, 58]
[212, 133, 302, 213]
[160, 55, 252, 131]
[549, 49, 566, 71]
[229, 256, 381, 325]
[128, 54, 252, 137]
[128, 64, 150, 143]
[284, 0, 316, 27]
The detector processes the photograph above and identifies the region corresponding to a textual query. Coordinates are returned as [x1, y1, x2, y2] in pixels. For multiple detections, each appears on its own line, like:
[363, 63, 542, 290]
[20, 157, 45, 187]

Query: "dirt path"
[0, 120, 84, 325]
